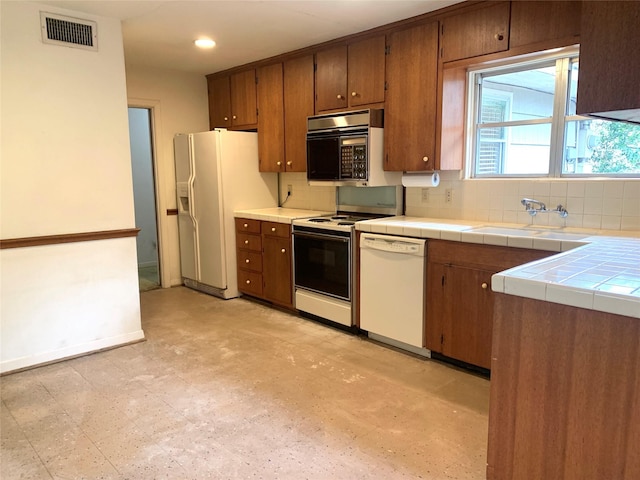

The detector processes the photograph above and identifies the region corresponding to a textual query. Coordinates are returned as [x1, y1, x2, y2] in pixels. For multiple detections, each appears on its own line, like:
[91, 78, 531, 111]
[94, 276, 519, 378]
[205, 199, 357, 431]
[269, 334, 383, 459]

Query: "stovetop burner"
[293, 212, 389, 233]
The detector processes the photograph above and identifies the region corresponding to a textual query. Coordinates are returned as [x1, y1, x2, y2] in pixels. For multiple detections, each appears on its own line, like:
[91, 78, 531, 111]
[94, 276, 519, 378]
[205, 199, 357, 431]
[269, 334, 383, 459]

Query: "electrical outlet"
[445, 188, 452, 203]
[421, 188, 430, 202]
[287, 184, 292, 195]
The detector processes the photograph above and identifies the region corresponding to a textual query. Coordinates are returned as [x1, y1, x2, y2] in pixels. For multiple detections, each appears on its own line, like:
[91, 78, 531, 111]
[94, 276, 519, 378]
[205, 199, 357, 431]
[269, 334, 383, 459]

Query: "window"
[468, 50, 640, 178]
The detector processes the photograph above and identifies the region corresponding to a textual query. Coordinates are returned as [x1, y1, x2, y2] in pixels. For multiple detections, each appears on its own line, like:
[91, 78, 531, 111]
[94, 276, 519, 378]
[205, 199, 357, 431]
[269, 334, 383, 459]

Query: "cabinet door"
[385, 22, 439, 172]
[208, 75, 231, 129]
[445, 266, 494, 370]
[440, 2, 510, 63]
[315, 45, 348, 112]
[348, 35, 386, 107]
[230, 69, 257, 127]
[510, 1, 581, 49]
[425, 261, 448, 353]
[576, 1, 640, 123]
[257, 63, 285, 172]
[283, 55, 314, 172]
[262, 235, 292, 307]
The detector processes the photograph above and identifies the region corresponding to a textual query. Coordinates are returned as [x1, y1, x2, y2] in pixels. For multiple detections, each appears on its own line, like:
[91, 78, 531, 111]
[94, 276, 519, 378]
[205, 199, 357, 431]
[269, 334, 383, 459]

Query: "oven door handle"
[292, 231, 350, 242]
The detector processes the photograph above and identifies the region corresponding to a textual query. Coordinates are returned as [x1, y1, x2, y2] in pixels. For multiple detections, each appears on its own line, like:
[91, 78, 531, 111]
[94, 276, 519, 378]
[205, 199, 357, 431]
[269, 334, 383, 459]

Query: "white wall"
[405, 172, 640, 231]
[0, 2, 143, 373]
[125, 65, 210, 286]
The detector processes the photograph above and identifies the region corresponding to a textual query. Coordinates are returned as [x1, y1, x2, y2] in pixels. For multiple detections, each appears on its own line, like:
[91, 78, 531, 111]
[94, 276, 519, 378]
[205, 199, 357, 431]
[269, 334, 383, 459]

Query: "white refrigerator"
[174, 130, 277, 299]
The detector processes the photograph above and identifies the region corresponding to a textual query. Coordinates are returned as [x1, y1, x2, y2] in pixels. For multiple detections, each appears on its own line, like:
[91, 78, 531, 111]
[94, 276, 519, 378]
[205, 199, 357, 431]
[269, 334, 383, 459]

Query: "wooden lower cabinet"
[425, 240, 553, 369]
[261, 221, 292, 307]
[235, 218, 293, 308]
[488, 294, 640, 479]
[236, 218, 263, 297]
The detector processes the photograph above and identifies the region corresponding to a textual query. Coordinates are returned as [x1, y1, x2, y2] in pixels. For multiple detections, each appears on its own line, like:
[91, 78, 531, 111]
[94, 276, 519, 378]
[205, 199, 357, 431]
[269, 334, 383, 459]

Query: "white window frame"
[465, 47, 602, 179]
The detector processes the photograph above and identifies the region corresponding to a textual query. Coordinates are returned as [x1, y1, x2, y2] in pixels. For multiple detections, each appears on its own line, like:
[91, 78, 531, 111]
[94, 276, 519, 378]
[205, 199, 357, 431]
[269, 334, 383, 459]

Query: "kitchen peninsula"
[356, 216, 640, 479]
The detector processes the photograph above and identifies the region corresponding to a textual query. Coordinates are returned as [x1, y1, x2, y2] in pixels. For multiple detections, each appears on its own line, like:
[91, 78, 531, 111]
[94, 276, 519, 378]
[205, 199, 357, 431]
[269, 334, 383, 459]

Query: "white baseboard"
[0, 330, 146, 375]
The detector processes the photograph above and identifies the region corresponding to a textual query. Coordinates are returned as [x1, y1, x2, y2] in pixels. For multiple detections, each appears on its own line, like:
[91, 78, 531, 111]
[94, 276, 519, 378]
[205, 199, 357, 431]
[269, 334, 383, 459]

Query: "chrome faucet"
[521, 198, 569, 218]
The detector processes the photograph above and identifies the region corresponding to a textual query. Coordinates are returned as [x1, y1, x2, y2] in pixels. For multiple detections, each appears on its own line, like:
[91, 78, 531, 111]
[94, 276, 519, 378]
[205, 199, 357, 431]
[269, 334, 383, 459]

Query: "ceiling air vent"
[40, 12, 98, 51]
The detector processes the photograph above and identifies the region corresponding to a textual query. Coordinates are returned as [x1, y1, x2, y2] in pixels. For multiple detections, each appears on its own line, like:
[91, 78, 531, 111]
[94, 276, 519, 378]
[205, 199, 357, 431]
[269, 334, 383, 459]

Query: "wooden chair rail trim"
[0, 228, 141, 250]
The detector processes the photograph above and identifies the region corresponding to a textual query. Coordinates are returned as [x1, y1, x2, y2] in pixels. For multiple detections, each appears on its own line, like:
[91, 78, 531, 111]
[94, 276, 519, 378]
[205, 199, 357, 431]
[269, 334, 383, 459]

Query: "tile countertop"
[234, 207, 333, 224]
[356, 216, 640, 319]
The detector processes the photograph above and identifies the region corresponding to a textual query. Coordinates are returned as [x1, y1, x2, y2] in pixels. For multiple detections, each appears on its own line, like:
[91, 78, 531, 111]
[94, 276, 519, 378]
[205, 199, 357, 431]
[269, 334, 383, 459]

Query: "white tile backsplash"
[405, 172, 640, 232]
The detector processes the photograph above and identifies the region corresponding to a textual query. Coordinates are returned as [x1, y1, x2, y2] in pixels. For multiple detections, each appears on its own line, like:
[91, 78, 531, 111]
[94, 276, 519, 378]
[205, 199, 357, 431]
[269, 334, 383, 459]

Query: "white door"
[174, 134, 197, 281]
[191, 131, 226, 289]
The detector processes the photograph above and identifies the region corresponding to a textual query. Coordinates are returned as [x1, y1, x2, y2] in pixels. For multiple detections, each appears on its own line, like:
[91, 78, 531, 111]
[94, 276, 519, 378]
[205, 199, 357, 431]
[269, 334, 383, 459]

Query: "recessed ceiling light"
[194, 38, 215, 49]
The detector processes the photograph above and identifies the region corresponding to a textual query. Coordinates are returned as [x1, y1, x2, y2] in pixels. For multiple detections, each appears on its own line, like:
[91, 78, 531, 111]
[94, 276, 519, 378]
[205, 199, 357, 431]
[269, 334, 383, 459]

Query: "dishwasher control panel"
[360, 234, 425, 256]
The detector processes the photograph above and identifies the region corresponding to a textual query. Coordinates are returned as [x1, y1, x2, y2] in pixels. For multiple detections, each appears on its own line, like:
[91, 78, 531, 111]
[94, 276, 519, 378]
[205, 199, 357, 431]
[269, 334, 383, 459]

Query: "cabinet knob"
[224, 116, 229, 121]
[351, 91, 357, 97]
[244, 240, 249, 245]
[286, 161, 292, 166]
[423, 156, 429, 162]
[482, 282, 488, 289]
[246, 279, 251, 284]
[277, 161, 282, 166]
[494, 33, 504, 41]
[281, 248, 286, 254]
[271, 227, 276, 232]
[243, 223, 248, 228]
[232, 115, 237, 120]
[245, 259, 250, 263]
[337, 94, 344, 100]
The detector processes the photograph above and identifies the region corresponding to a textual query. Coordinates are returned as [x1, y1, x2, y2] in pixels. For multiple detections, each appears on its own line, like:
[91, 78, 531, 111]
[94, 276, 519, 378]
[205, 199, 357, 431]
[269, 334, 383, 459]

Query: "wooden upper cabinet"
[510, 1, 581, 49]
[283, 55, 314, 172]
[208, 75, 231, 129]
[440, 2, 510, 63]
[257, 63, 285, 172]
[207, 70, 257, 130]
[315, 35, 385, 113]
[577, 1, 640, 123]
[315, 45, 348, 112]
[230, 69, 257, 127]
[347, 35, 386, 107]
[385, 22, 439, 172]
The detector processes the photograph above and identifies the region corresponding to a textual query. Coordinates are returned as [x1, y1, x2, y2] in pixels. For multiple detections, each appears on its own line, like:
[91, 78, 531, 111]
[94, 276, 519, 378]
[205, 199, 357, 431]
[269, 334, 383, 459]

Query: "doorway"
[128, 107, 160, 292]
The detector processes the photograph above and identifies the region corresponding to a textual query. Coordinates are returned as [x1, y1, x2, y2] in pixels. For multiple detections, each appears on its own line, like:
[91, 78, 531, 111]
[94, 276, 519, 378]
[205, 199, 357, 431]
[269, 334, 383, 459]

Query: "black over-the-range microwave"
[305, 109, 401, 187]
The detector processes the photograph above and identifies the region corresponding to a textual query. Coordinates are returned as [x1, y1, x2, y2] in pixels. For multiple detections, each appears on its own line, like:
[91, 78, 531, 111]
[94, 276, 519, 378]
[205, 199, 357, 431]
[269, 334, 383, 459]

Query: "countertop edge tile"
[546, 284, 595, 310]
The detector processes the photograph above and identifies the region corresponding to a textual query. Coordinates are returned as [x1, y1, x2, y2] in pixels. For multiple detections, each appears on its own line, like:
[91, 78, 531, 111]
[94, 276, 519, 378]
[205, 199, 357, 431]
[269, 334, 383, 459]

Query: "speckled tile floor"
[1, 287, 489, 479]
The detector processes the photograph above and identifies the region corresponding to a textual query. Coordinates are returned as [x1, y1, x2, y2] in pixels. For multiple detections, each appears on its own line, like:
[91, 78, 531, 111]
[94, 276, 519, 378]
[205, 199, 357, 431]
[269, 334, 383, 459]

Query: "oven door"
[293, 228, 351, 301]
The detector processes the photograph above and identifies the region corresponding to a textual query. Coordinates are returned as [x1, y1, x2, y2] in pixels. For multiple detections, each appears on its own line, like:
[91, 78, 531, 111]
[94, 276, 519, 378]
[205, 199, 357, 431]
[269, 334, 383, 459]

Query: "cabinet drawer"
[238, 270, 263, 296]
[262, 221, 290, 238]
[235, 218, 261, 234]
[237, 250, 263, 272]
[237, 233, 262, 251]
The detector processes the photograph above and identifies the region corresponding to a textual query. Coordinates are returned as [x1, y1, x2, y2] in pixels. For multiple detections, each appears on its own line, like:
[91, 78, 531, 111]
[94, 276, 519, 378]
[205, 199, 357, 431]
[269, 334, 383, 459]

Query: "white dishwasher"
[359, 233, 428, 355]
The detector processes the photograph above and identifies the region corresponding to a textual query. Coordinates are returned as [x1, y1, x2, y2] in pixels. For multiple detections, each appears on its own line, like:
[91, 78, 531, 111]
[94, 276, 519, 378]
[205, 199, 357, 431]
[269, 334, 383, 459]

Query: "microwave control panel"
[341, 144, 367, 179]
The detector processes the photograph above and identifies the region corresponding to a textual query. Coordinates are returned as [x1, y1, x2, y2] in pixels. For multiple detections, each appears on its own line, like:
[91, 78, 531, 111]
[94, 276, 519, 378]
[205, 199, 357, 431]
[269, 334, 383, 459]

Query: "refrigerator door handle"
[188, 135, 201, 280]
